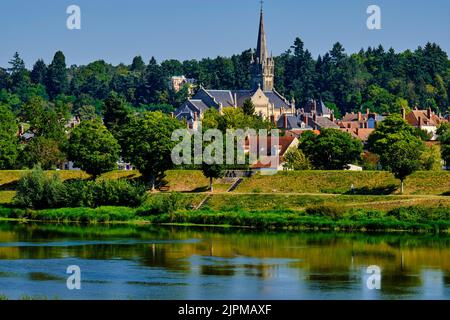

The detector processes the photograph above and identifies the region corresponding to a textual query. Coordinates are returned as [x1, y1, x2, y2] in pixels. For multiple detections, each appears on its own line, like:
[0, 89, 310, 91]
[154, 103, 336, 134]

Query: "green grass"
[235, 171, 450, 195]
[0, 191, 15, 204]
[195, 193, 450, 213]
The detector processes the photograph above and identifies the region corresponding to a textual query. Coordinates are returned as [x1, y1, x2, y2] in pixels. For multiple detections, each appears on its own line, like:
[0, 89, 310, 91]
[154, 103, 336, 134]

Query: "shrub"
[14, 167, 147, 209]
[14, 166, 66, 209]
[305, 204, 346, 220]
[136, 193, 188, 216]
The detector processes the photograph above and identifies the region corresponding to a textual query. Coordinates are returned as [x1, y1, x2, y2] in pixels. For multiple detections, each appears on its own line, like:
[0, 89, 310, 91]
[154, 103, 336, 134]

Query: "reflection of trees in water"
[1, 222, 450, 294]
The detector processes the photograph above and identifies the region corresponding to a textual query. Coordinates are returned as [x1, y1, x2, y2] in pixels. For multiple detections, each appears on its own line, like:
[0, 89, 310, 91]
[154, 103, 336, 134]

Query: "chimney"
[270, 114, 275, 124]
[284, 113, 288, 129]
[358, 112, 362, 122]
[313, 113, 317, 122]
[313, 100, 317, 113]
[401, 107, 406, 120]
[427, 107, 432, 119]
[366, 108, 370, 116]
[194, 112, 198, 122]
[330, 112, 334, 122]
[234, 93, 238, 108]
[418, 117, 422, 127]
[304, 114, 308, 127]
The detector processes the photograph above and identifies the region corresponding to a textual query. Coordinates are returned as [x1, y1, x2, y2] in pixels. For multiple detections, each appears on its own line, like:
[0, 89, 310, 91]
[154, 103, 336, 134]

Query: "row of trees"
[1, 39, 449, 120]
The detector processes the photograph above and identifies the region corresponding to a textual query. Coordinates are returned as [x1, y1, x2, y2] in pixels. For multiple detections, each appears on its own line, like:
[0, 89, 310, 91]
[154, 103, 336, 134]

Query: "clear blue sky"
[1, 0, 450, 68]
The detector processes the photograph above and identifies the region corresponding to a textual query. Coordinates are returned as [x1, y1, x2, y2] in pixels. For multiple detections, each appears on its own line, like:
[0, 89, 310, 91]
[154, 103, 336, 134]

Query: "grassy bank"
[1, 203, 449, 233]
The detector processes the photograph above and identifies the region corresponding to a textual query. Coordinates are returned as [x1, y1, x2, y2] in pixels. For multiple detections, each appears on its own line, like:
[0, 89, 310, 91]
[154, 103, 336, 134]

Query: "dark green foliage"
[368, 114, 425, 192]
[0, 104, 19, 169]
[45, 51, 68, 99]
[120, 111, 183, 189]
[242, 99, 255, 116]
[299, 129, 363, 170]
[13, 166, 147, 209]
[437, 123, 450, 167]
[67, 119, 120, 178]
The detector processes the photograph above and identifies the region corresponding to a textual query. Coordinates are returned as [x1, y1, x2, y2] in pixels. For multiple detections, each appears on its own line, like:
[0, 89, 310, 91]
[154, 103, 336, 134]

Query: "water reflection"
[0, 221, 449, 300]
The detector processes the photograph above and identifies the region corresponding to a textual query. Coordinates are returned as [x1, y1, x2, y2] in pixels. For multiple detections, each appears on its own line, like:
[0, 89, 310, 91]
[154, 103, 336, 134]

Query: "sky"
[1, 0, 450, 68]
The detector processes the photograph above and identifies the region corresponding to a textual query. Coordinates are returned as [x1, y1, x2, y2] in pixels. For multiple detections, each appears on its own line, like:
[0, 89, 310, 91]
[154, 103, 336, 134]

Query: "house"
[247, 136, 299, 172]
[169, 76, 196, 94]
[404, 107, 445, 140]
[338, 109, 384, 130]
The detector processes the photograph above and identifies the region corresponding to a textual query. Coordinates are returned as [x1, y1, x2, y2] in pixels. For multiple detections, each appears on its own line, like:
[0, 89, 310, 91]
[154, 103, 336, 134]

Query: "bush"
[305, 204, 346, 220]
[14, 166, 66, 209]
[14, 167, 147, 209]
[136, 193, 188, 216]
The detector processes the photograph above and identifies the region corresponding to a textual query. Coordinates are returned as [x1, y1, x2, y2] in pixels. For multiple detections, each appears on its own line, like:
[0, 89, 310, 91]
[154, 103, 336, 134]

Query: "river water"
[0, 221, 449, 300]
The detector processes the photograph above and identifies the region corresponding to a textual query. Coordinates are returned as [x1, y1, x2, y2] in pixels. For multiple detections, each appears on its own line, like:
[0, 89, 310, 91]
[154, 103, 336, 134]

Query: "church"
[175, 5, 295, 128]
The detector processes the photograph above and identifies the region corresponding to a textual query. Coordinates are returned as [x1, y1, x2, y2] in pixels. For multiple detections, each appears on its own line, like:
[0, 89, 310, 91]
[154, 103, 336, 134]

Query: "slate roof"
[304, 99, 332, 116]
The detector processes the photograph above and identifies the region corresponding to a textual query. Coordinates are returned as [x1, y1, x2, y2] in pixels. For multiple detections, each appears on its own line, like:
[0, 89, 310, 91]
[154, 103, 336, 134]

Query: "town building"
[404, 107, 445, 140]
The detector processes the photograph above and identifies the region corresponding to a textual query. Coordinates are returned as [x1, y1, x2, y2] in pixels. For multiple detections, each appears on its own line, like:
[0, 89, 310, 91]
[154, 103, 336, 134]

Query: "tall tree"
[30, 59, 48, 85]
[46, 51, 68, 99]
[368, 114, 425, 193]
[242, 99, 255, 116]
[121, 111, 183, 190]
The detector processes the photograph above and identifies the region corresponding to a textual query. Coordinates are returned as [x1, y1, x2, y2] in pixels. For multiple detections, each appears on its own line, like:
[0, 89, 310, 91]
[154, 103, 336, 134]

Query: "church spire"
[251, 0, 274, 91]
[256, 0, 268, 64]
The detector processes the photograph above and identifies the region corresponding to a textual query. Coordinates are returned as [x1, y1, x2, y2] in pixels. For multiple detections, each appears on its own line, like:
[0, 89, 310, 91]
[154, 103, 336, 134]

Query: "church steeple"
[251, 1, 274, 91]
[256, 2, 268, 65]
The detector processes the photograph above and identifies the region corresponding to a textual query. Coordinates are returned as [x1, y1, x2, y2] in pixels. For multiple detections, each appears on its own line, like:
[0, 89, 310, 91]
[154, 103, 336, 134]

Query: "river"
[0, 221, 449, 300]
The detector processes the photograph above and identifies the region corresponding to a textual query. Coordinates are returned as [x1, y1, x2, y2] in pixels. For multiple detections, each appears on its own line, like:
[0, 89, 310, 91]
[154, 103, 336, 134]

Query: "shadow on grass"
[442, 191, 450, 196]
[344, 185, 398, 195]
[0, 182, 18, 191]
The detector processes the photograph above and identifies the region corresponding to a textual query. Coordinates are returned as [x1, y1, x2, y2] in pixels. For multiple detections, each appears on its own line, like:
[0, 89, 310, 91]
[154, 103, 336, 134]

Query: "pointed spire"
[256, 0, 268, 64]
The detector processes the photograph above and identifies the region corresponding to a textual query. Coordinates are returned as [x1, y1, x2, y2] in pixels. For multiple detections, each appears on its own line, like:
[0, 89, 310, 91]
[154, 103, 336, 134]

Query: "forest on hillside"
[0, 38, 449, 119]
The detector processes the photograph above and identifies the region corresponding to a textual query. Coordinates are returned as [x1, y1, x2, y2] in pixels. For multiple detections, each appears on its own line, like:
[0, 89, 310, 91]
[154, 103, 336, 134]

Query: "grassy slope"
[235, 171, 450, 195]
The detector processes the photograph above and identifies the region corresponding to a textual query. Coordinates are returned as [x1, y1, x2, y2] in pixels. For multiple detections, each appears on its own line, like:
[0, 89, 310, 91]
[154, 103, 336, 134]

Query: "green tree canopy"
[0, 104, 19, 169]
[299, 129, 363, 170]
[368, 114, 425, 192]
[67, 119, 120, 179]
[121, 111, 183, 189]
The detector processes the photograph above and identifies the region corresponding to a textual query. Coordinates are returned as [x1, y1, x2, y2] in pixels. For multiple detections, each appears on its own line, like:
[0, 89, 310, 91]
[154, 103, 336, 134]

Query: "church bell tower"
[251, 1, 275, 91]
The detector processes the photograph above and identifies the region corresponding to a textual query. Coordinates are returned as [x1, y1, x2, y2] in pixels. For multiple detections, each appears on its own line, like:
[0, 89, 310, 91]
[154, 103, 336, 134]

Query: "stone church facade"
[175, 5, 295, 128]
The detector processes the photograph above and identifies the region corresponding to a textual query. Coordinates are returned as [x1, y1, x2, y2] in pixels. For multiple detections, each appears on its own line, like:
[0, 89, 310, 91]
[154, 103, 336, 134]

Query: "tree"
[380, 138, 423, 193]
[201, 163, 225, 192]
[437, 122, 450, 168]
[368, 114, 425, 193]
[299, 129, 363, 170]
[0, 104, 19, 169]
[22, 136, 66, 170]
[121, 111, 183, 190]
[283, 148, 311, 170]
[103, 92, 131, 139]
[368, 114, 417, 155]
[8, 52, 30, 94]
[67, 120, 120, 179]
[242, 99, 255, 116]
[30, 59, 47, 85]
[130, 56, 146, 73]
[46, 51, 68, 98]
